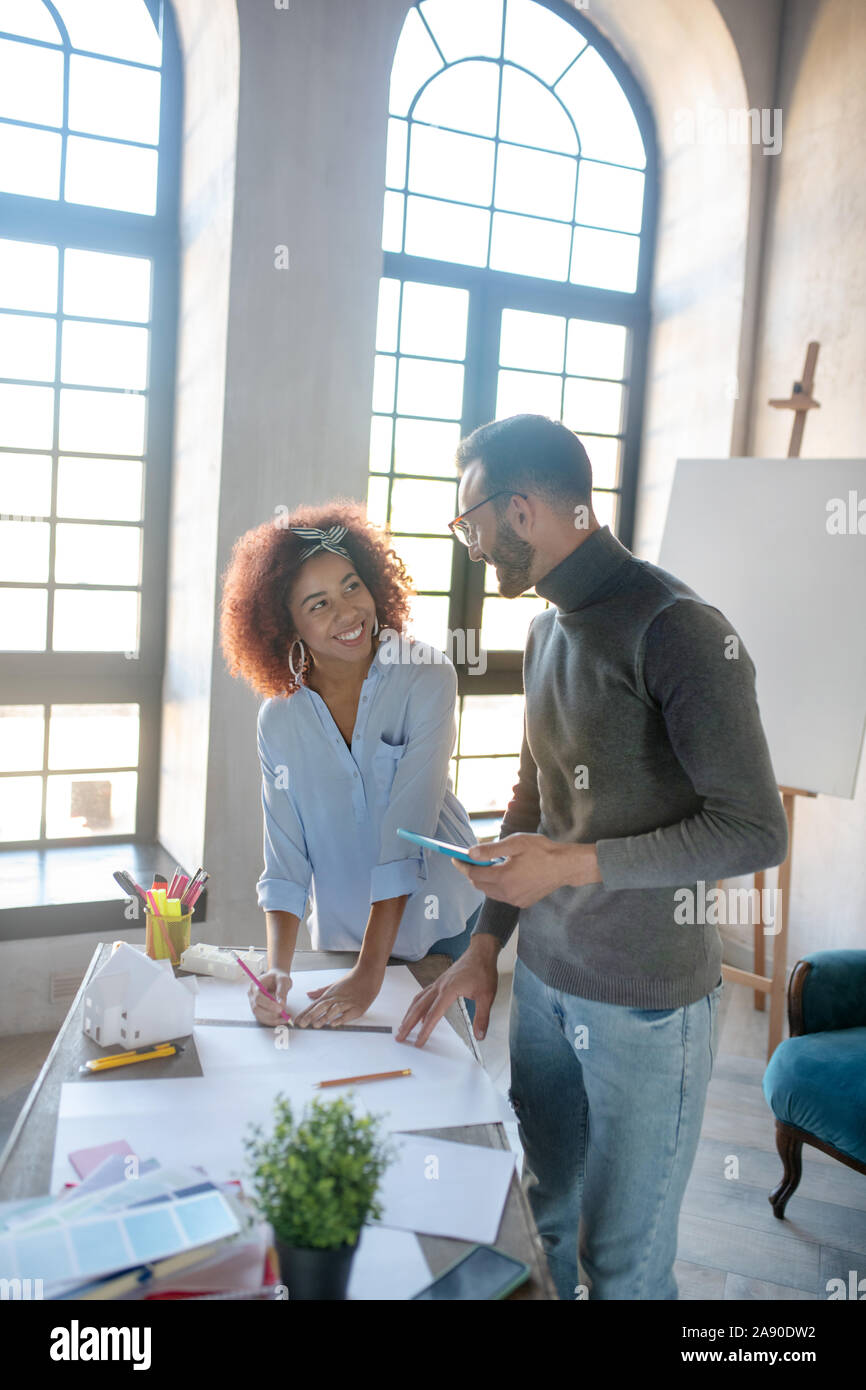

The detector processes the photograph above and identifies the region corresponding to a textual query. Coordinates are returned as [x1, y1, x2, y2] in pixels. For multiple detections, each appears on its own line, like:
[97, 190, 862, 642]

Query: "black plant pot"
[275, 1237, 359, 1300]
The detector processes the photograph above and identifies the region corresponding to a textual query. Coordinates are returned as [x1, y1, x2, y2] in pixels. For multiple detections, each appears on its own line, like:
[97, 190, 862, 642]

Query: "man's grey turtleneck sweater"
[472, 525, 789, 1008]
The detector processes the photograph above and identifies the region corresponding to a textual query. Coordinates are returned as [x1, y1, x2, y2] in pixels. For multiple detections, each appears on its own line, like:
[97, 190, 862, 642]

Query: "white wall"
[748, 0, 866, 959]
[0, 930, 145, 1036]
[197, 0, 411, 942]
[158, 0, 240, 878]
[583, 0, 777, 559]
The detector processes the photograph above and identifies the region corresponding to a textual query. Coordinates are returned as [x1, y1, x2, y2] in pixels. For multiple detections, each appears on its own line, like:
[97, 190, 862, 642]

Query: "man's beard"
[486, 517, 534, 598]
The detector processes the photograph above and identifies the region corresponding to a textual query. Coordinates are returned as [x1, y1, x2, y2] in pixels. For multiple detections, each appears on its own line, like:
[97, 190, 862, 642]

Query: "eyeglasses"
[448, 492, 528, 546]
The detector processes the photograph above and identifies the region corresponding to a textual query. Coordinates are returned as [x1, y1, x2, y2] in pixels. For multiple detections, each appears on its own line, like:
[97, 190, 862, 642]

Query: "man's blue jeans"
[509, 956, 723, 1301]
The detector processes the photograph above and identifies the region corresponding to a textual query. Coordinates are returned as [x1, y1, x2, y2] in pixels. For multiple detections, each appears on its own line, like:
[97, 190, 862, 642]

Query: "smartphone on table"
[411, 1245, 531, 1300]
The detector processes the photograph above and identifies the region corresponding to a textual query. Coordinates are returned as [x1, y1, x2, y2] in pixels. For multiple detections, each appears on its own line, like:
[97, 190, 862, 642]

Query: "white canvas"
[659, 458, 866, 798]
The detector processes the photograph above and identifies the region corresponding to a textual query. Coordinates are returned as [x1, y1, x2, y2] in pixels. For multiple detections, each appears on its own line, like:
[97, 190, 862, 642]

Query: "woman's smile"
[332, 618, 368, 647]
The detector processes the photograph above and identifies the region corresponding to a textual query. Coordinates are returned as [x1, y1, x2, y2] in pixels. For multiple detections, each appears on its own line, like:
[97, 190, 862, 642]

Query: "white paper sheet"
[192, 1018, 293, 1075]
[285, 965, 428, 1031]
[198, 964, 466, 1038]
[52, 1058, 511, 1192]
[191, 964, 476, 1076]
[194, 975, 255, 1022]
[373, 1134, 516, 1245]
[54, 964, 508, 1198]
[347, 1225, 430, 1301]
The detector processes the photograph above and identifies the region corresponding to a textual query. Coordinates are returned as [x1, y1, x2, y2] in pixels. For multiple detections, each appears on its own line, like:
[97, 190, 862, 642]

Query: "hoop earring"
[372, 615, 379, 637]
[289, 638, 307, 681]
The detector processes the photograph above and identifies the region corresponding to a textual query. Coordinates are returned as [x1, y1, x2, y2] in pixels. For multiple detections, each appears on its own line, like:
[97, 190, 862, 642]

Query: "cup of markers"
[113, 867, 209, 966]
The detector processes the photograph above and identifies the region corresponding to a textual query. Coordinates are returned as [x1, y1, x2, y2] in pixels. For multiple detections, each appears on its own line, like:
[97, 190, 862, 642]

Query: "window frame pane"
[0, 1, 182, 848]
[374, 0, 656, 813]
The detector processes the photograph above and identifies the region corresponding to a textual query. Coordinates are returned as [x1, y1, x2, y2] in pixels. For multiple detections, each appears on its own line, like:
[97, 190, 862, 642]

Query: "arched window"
[0, 0, 181, 846]
[367, 0, 656, 817]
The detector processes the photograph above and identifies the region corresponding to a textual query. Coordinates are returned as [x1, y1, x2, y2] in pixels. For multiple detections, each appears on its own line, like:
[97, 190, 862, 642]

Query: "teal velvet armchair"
[762, 950, 866, 1218]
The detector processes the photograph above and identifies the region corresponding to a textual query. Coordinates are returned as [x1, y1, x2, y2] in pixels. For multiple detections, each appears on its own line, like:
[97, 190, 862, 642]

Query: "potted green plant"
[244, 1092, 395, 1300]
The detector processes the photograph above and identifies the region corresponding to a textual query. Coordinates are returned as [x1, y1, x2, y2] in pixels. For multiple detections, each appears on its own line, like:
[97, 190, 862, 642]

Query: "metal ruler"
[195, 1018, 392, 1034]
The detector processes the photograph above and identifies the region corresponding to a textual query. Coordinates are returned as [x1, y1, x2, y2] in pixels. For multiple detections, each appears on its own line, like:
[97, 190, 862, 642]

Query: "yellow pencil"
[316, 1067, 412, 1089]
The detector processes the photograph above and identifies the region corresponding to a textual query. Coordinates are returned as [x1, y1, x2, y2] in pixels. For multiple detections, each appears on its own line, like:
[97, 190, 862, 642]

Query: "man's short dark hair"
[455, 415, 593, 511]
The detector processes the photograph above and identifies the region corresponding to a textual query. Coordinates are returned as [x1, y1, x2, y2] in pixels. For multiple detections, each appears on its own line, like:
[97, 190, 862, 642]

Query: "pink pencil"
[186, 873, 208, 909]
[180, 870, 204, 909]
[233, 952, 293, 1025]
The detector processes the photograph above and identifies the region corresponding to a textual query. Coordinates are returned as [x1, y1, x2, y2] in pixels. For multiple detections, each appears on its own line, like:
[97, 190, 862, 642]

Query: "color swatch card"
[68, 1139, 135, 1180]
[7, 1165, 215, 1236]
[0, 1187, 241, 1292]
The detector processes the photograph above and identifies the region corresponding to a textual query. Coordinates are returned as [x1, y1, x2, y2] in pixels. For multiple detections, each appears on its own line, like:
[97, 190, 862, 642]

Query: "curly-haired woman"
[220, 500, 483, 1029]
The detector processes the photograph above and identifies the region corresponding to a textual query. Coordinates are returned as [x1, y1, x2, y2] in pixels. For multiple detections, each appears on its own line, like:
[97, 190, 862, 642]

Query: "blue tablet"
[396, 827, 507, 867]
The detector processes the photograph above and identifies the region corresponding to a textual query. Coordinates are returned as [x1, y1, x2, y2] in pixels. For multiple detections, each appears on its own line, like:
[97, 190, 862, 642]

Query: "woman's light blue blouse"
[256, 638, 484, 961]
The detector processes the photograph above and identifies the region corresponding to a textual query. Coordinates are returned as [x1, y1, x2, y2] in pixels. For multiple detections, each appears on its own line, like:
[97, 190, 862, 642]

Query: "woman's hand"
[293, 962, 383, 1028]
[249, 968, 293, 1026]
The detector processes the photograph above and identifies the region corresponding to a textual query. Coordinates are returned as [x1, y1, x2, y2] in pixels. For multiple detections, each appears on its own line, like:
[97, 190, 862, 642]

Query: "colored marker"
[181, 869, 207, 908]
[180, 861, 204, 906]
[146, 891, 178, 962]
[186, 873, 209, 909]
[112, 870, 148, 908]
[180, 870, 202, 908]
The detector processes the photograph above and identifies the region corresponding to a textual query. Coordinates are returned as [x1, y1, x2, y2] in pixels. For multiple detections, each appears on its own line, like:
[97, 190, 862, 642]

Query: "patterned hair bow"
[289, 524, 351, 563]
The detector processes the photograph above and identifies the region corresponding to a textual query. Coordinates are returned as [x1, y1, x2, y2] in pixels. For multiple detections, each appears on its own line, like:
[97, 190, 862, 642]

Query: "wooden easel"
[720, 343, 821, 1059]
[769, 340, 820, 457]
[721, 785, 815, 1059]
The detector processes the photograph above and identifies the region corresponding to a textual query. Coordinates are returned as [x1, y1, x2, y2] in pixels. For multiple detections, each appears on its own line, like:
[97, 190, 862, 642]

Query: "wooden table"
[0, 946, 557, 1300]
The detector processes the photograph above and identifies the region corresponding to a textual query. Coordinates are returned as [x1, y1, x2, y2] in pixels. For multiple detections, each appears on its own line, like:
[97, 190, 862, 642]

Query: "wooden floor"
[476, 970, 866, 1301]
[674, 983, 866, 1300]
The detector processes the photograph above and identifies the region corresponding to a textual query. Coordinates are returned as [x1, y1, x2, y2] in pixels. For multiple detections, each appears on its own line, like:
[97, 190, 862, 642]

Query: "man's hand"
[292, 962, 382, 1028]
[451, 833, 602, 908]
[395, 935, 500, 1047]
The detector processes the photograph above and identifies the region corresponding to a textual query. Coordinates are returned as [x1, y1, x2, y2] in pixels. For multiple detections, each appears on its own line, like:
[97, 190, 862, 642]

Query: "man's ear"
[510, 491, 536, 537]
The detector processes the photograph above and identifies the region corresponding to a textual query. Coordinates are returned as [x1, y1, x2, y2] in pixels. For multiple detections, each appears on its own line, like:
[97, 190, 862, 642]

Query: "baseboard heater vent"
[50, 973, 84, 1004]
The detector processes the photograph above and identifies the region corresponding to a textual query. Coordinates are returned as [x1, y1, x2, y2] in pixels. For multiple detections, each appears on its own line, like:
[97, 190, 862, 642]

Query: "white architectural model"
[179, 943, 265, 981]
[83, 943, 198, 1050]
